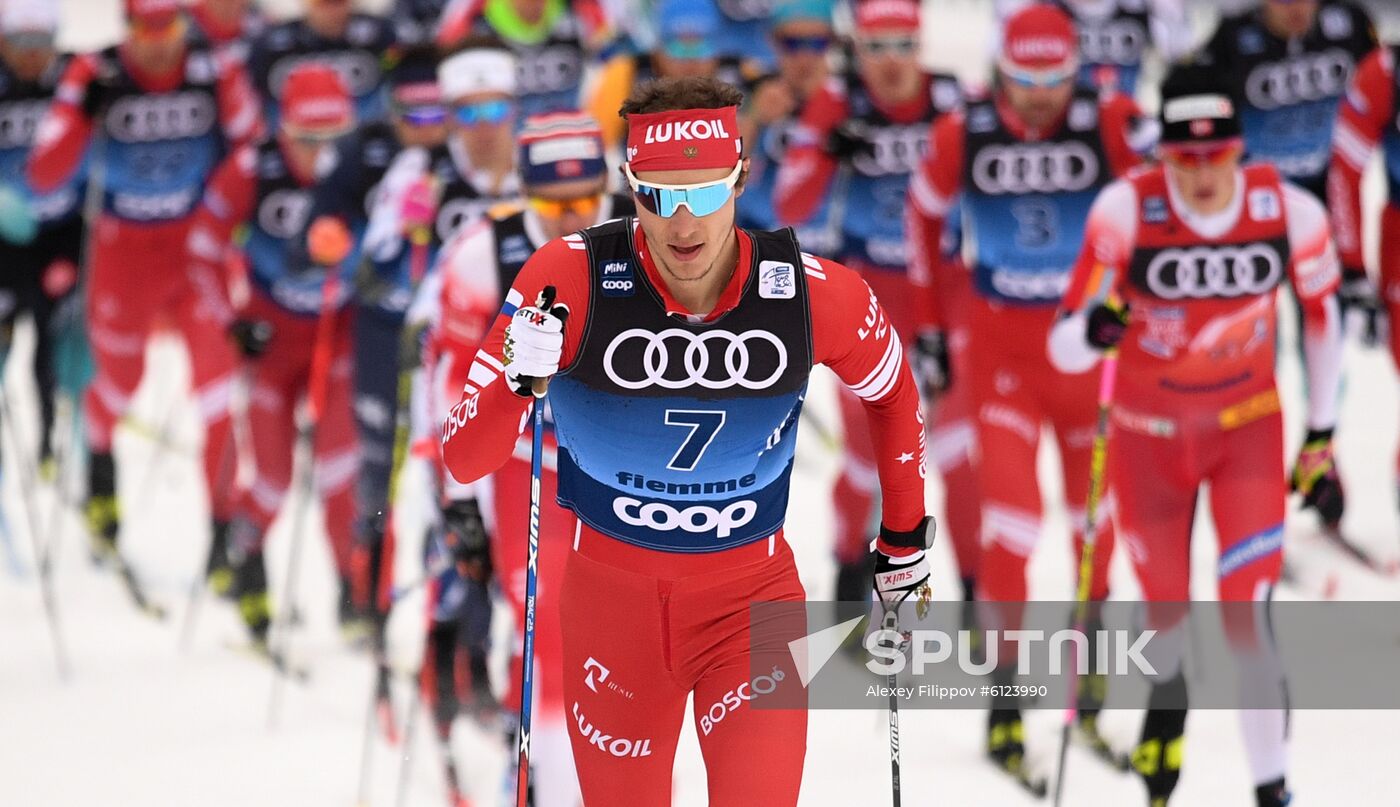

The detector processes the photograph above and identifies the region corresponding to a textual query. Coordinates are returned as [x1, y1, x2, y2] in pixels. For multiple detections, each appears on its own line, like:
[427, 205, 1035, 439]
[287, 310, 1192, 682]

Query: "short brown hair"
[619, 77, 745, 119]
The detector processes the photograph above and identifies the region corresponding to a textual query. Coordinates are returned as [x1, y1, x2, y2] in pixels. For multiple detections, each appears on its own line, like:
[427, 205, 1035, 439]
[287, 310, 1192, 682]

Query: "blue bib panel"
[1209, 3, 1376, 198]
[837, 73, 961, 271]
[94, 47, 226, 222]
[961, 94, 1112, 306]
[1054, 0, 1151, 95]
[546, 220, 814, 552]
[738, 118, 840, 257]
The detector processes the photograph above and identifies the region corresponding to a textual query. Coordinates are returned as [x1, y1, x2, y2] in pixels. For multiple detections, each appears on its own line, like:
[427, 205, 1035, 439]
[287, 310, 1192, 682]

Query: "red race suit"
[441, 219, 928, 806]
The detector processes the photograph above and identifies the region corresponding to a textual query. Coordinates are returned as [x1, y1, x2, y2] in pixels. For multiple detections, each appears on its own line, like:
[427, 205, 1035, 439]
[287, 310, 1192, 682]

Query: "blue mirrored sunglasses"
[398, 104, 448, 126]
[455, 99, 513, 126]
[776, 35, 832, 53]
[1001, 63, 1076, 89]
[624, 162, 742, 218]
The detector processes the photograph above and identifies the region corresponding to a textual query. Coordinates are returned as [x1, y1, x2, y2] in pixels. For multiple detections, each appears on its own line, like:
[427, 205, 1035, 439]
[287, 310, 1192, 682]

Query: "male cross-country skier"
[1050, 62, 1344, 807]
[774, 0, 962, 606]
[0, 0, 87, 477]
[185, 64, 359, 641]
[419, 110, 631, 807]
[441, 75, 934, 806]
[904, 2, 1153, 781]
[995, 0, 1193, 97]
[28, 0, 262, 588]
[1203, 0, 1376, 203]
[734, 0, 839, 256]
[248, 0, 396, 128]
[435, 0, 619, 124]
[187, 0, 265, 64]
[1203, 0, 1376, 530]
[1330, 40, 1400, 513]
[295, 46, 525, 631]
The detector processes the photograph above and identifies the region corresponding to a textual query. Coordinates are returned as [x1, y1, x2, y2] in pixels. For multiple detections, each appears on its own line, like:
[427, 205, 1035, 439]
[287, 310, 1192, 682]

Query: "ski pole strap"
[878, 516, 936, 549]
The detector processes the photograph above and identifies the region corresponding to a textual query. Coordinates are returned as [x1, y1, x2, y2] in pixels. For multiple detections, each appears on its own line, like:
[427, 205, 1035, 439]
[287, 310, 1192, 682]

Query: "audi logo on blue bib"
[603, 328, 788, 390]
[1078, 20, 1147, 66]
[970, 142, 1100, 195]
[1244, 50, 1353, 110]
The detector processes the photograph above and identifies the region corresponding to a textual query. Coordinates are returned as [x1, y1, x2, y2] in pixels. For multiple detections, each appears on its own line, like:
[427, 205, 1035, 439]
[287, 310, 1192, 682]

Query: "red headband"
[625, 107, 742, 173]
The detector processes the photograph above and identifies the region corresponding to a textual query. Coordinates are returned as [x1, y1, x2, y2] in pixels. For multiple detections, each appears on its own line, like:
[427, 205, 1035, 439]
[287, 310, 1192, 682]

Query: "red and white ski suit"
[29, 46, 261, 521]
[1053, 163, 1343, 609]
[440, 226, 928, 806]
[186, 142, 359, 575]
[907, 93, 1144, 606]
[426, 213, 581, 807]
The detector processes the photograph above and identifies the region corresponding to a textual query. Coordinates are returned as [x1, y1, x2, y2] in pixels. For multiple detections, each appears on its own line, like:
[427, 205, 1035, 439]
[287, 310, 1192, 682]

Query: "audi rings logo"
[107, 92, 216, 143]
[970, 142, 1100, 195]
[1143, 244, 1284, 300]
[851, 125, 928, 177]
[613, 497, 758, 539]
[1244, 50, 1354, 110]
[1078, 20, 1147, 67]
[602, 328, 788, 391]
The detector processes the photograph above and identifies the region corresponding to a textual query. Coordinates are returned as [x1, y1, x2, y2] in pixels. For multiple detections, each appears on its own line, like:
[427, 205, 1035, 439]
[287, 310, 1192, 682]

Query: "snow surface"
[3, 2, 1399, 806]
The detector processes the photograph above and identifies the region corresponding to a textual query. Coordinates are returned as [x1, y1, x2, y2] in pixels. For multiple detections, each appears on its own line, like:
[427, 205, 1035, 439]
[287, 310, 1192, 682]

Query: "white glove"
[503, 287, 568, 397]
[872, 516, 936, 611]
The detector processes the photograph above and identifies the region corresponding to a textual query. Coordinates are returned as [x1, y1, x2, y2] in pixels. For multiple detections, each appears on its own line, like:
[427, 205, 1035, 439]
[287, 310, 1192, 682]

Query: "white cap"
[438, 48, 518, 100]
[2, 0, 59, 34]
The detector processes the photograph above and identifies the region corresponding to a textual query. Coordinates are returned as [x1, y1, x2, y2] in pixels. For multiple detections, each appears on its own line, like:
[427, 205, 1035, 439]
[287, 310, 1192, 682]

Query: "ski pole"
[268, 260, 343, 729]
[882, 606, 903, 807]
[1052, 344, 1119, 806]
[0, 383, 71, 680]
[515, 286, 566, 807]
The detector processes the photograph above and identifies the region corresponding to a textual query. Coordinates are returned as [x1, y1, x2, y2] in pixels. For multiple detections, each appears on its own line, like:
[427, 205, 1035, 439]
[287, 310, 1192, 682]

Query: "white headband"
[2, 0, 58, 34]
[438, 49, 518, 100]
[1163, 94, 1234, 124]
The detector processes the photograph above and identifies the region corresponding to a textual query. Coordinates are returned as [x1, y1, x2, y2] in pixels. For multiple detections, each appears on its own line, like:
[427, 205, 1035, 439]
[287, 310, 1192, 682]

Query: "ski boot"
[1256, 777, 1292, 807]
[1133, 673, 1188, 807]
[206, 519, 234, 597]
[233, 547, 271, 646]
[988, 705, 1047, 797]
[85, 450, 119, 560]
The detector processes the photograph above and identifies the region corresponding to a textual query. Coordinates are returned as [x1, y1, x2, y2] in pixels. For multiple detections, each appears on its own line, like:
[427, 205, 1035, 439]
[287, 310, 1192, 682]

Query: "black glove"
[1086, 301, 1130, 350]
[826, 120, 874, 160]
[1338, 267, 1385, 349]
[443, 499, 491, 582]
[910, 329, 952, 398]
[80, 58, 117, 119]
[1291, 427, 1345, 527]
[228, 318, 274, 358]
